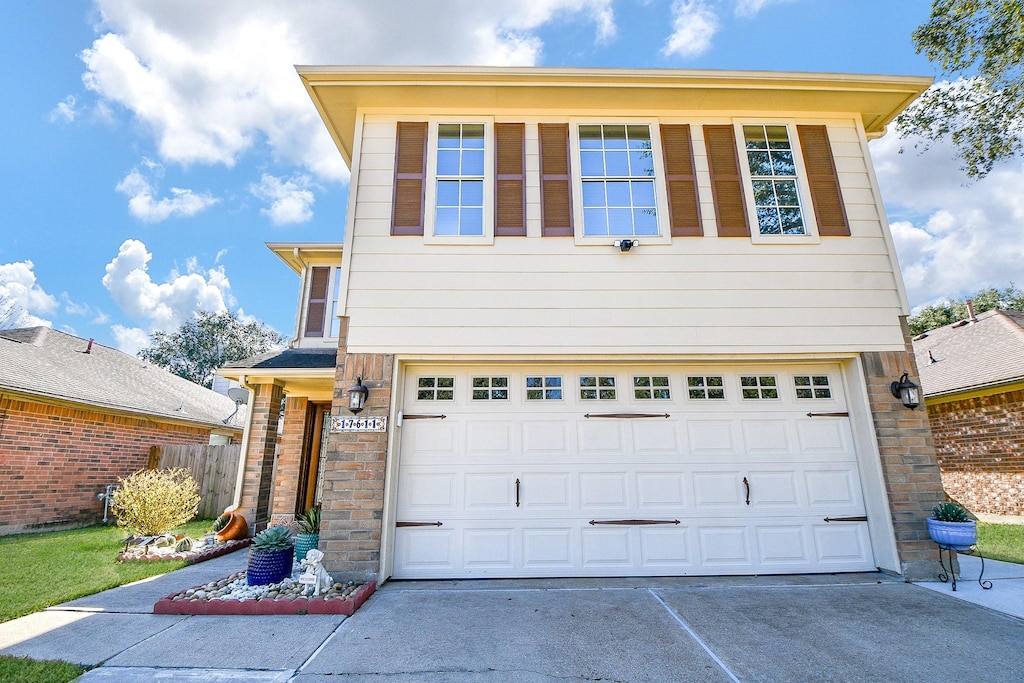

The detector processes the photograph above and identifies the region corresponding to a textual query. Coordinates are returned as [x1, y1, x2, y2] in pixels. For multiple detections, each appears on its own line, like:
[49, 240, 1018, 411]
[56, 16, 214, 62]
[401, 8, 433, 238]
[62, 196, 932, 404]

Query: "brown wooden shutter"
[495, 123, 526, 236]
[703, 125, 750, 238]
[304, 266, 330, 337]
[391, 122, 428, 236]
[797, 125, 851, 237]
[538, 123, 573, 236]
[660, 124, 702, 237]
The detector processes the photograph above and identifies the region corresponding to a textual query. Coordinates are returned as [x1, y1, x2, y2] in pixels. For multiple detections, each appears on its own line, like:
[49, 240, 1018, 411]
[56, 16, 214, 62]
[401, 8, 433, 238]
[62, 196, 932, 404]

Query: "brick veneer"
[0, 396, 214, 535]
[927, 389, 1024, 515]
[860, 319, 947, 580]
[238, 381, 284, 532]
[269, 396, 309, 522]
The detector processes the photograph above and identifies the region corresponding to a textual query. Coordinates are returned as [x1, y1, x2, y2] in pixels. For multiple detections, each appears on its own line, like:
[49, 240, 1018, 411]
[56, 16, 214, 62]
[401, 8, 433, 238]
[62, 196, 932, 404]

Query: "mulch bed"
[119, 538, 252, 564]
[153, 575, 376, 615]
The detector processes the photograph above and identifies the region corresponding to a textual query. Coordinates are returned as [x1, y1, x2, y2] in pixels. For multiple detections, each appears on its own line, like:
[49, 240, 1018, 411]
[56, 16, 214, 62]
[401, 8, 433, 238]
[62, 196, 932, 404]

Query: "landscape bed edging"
[119, 538, 252, 564]
[154, 577, 376, 616]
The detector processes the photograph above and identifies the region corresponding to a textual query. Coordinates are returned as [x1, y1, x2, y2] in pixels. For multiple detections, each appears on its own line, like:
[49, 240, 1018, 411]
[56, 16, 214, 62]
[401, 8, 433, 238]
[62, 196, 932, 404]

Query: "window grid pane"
[634, 376, 671, 400]
[743, 125, 806, 236]
[579, 124, 658, 237]
[472, 376, 509, 400]
[417, 377, 455, 401]
[740, 375, 779, 400]
[687, 375, 725, 400]
[435, 123, 485, 236]
[526, 376, 563, 401]
[580, 376, 616, 400]
[794, 375, 832, 399]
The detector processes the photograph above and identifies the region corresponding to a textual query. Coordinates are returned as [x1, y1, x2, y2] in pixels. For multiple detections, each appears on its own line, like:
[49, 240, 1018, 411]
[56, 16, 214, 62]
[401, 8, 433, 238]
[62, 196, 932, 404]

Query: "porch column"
[861, 316, 946, 580]
[269, 396, 309, 525]
[238, 380, 285, 532]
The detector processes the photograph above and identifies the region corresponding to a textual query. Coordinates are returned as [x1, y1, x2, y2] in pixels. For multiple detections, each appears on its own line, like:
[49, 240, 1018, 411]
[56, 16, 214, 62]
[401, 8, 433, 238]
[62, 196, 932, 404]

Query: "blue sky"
[2, 1, 1022, 353]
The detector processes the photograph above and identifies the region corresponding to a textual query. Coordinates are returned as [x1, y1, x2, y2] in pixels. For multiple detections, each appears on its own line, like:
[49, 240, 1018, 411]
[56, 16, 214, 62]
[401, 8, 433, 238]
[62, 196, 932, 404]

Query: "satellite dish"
[227, 387, 249, 405]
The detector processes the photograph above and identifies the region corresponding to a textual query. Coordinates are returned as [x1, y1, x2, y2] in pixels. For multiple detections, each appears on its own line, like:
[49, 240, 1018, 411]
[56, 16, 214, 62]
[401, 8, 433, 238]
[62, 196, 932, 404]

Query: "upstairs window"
[743, 125, 806, 236]
[435, 123, 485, 237]
[579, 124, 658, 237]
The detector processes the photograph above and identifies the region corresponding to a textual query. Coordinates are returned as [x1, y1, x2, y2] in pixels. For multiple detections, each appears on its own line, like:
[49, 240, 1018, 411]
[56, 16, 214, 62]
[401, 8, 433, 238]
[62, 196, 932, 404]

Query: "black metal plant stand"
[936, 544, 993, 592]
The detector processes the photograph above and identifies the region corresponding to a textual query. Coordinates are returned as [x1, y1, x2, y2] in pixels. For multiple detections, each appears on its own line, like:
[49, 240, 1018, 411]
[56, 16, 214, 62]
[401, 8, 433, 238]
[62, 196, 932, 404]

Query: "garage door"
[393, 363, 874, 579]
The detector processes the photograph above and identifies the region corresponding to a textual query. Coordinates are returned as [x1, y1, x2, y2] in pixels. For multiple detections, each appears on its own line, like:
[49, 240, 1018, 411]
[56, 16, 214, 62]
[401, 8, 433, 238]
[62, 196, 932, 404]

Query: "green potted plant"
[926, 502, 977, 550]
[295, 507, 321, 562]
[246, 526, 295, 585]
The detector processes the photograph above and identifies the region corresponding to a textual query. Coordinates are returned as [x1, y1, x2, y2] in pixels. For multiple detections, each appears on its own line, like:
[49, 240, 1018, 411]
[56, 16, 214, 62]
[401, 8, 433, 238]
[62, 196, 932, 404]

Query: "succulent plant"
[212, 514, 230, 533]
[297, 507, 321, 535]
[932, 502, 970, 523]
[252, 525, 294, 552]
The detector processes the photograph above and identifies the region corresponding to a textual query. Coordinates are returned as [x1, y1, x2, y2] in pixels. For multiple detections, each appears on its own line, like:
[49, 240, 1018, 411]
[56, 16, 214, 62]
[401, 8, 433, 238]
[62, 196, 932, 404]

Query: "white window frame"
[423, 118, 495, 245]
[569, 118, 673, 246]
[733, 120, 820, 245]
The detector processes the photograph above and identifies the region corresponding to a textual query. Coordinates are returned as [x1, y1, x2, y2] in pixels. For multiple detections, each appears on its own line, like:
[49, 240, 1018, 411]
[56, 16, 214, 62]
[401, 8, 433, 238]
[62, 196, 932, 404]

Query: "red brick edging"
[154, 578, 376, 615]
[119, 538, 252, 564]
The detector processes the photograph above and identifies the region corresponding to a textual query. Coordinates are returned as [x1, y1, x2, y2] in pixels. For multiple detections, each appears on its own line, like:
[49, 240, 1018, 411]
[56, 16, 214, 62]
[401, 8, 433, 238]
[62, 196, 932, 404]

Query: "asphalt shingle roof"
[223, 347, 337, 370]
[0, 327, 241, 428]
[912, 309, 1024, 397]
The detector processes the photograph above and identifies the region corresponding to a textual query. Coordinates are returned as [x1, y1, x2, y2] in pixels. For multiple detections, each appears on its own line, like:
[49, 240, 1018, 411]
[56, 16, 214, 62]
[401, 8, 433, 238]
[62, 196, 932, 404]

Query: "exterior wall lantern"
[347, 377, 369, 414]
[890, 372, 920, 410]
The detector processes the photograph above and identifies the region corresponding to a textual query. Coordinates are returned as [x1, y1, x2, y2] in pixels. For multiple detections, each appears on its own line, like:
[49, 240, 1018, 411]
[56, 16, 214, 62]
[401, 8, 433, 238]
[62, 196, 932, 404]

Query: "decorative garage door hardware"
[400, 414, 447, 420]
[589, 519, 681, 526]
[583, 412, 671, 419]
[515, 478, 521, 507]
[823, 516, 868, 523]
[805, 411, 849, 418]
[396, 521, 444, 527]
[743, 477, 750, 505]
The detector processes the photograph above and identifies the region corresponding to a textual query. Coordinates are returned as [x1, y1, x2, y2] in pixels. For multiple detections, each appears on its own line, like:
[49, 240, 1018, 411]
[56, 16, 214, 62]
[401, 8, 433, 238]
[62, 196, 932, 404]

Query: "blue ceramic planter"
[295, 533, 320, 562]
[926, 518, 977, 550]
[246, 547, 294, 585]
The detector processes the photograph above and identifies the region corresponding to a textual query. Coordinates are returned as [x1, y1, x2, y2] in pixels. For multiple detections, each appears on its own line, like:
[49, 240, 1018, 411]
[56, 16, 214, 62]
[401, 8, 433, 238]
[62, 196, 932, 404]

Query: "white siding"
[344, 116, 906, 355]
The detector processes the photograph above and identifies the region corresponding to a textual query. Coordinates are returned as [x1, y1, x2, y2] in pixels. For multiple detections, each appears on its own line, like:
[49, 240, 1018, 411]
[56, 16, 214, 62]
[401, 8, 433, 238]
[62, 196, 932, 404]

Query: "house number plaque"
[329, 416, 387, 433]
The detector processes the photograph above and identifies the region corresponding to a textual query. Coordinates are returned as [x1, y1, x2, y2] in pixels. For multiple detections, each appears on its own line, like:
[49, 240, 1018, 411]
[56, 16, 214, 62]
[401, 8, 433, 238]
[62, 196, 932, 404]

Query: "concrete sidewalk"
[1, 549, 1022, 682]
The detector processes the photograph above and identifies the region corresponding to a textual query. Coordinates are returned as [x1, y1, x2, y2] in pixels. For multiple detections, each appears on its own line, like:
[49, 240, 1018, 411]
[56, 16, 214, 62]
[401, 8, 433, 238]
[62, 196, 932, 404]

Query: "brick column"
[318, 318, 393, 581]
[861, 317, 946, 580]
[269, 396, 308, 525]
[238, 380, 284, 532]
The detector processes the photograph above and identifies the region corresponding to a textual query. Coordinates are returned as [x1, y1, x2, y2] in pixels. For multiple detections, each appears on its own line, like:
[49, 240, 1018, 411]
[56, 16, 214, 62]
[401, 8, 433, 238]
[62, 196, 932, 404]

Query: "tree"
[896, 0, 1024, 178]
[908, 284, 1024, 335]
[139, 310, 285, 388]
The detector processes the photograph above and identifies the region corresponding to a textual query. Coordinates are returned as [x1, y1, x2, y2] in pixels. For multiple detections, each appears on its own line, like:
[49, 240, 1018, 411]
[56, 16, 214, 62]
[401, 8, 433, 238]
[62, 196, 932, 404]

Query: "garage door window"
[633, 376, 671, 399]
[417, 377, 455, 401]
[794, 375, 832, 399]
[687, 375, 726, 400]
[741, 375, 778, 399]
[526, 376, 563, 400]
[580, 376, 616, 400]
[472, 376, 509, 400]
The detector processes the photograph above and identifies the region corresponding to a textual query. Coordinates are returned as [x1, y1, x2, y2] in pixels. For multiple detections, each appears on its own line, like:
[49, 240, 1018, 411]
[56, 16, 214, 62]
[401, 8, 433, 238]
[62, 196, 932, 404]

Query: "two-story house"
[223, 67, 947, 583]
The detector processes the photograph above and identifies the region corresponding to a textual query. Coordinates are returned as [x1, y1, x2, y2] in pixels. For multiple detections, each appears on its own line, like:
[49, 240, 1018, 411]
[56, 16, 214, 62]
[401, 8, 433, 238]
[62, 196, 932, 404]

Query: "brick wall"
[319, 351, 393, 582]
[0, 396, 213, 535]
[927, 389, 1024, 515]
[270, 396, 308, 523]
[238, 381, 284, 532]
[860, 318, 947, 580]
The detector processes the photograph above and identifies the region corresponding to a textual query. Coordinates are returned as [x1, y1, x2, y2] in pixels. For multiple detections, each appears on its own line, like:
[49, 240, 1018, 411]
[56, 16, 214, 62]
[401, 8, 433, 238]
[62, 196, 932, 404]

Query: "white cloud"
[78, 1, 616, 183]
[49, 95, 81, 123]
[116, 166, 219, 222]
[250, 174, 316, 225]
[870, 131, 1024, 310]
[734, 0, 793, 19]
[662, 0, 719, 59]
[111, 324, 152, 355]
[102, 239, 234, 333]
[0, 260, 59, 319]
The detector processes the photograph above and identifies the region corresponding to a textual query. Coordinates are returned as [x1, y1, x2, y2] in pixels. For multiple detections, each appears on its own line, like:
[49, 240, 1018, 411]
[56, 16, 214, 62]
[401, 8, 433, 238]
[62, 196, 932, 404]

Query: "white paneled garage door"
[392, 363, 874, 579]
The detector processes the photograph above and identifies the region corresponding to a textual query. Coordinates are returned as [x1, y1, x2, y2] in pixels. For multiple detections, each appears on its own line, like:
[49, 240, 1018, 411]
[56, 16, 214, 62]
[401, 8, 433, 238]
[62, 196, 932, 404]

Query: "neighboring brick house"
[225, 66, 949, 582]
[913, 309, 1024, 516]
[0, 327, 243, 534]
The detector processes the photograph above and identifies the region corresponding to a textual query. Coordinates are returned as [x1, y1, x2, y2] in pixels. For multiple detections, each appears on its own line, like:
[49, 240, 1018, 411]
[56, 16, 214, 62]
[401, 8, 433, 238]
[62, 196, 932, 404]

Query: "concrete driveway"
[2, 553, 1023, 682]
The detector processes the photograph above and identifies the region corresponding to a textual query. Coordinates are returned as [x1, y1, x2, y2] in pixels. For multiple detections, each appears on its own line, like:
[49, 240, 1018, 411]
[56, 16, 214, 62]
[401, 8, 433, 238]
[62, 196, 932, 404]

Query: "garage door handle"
[515, 478, 521, 507]
[743, 477, 750, 506]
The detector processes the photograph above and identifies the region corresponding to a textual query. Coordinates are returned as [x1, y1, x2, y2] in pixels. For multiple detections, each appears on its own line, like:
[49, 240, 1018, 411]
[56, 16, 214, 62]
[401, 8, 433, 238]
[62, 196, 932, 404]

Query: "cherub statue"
[298, 548, 333, 596]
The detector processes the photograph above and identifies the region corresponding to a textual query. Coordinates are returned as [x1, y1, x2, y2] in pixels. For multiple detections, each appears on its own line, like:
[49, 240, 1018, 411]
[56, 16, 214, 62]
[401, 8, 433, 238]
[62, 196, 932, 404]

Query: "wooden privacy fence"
[148, 444, 242, 519]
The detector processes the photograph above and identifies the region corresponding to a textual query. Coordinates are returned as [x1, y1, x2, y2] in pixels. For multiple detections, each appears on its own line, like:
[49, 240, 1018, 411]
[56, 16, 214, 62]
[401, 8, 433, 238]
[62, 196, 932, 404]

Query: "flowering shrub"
[111, 468, 201, 536]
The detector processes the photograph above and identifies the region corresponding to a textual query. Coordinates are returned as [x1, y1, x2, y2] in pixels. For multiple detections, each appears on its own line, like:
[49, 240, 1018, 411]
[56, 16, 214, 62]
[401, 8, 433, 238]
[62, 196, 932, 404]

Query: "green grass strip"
[0, 655, 87, 683]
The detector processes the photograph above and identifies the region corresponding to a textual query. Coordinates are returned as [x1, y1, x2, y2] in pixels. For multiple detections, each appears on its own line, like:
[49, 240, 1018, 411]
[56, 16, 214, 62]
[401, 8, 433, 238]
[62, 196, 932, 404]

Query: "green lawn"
[975, 522, 1024, 565]
[0, 655, 86, 683]
[0, 519, 214, 624]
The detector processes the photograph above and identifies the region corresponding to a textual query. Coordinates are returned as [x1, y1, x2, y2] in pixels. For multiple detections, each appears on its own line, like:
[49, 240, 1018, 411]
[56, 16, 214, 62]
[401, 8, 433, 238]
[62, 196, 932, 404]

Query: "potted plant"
[246, 526, 295, 586]
[926, 502, 977, 550]
[295, 507, 321, 562]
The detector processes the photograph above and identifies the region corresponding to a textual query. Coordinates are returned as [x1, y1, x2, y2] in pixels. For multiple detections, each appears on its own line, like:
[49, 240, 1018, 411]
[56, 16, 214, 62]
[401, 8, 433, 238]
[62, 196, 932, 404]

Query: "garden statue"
[298, 548, 332, 596]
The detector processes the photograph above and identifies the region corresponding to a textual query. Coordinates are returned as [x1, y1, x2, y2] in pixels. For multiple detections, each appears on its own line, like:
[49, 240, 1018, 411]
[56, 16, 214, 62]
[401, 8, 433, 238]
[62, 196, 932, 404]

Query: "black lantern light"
[347, 376, 369, 414]
[890, 371, 920, 410]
